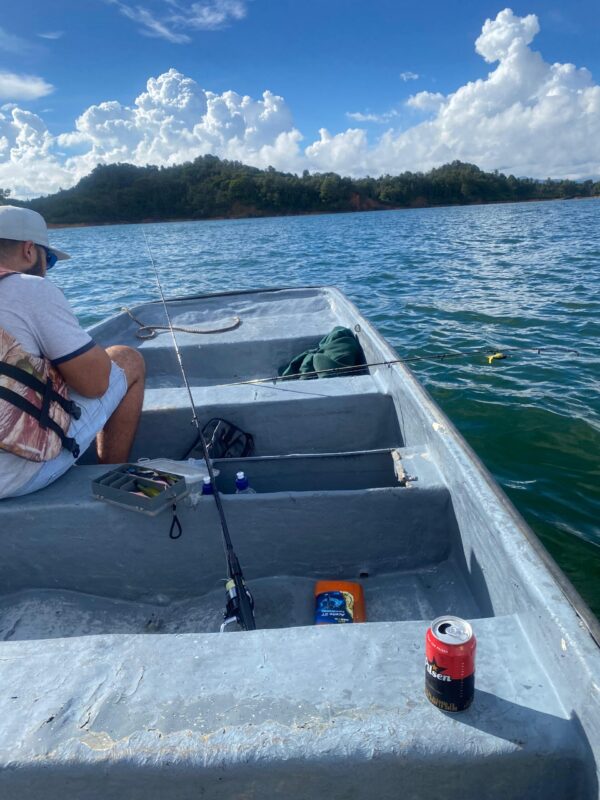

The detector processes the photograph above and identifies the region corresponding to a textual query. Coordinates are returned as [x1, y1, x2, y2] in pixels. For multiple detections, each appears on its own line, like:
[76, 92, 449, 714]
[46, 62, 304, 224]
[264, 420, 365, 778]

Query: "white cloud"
[0, 72, 54, 101]
[0, 107, 73, 197]
[108, 0, 247, 43]
[37, 31, 65, 40]
[400, 71, 419, 82]
[170, 0, 247, 30]
[305, 128, 371, 175]
[346, 110, 399, 123]
[475, 8, 539, 63]
[110, 3, 191, 43]
[406, 91, 445, 113]
[53, 69, 302, 183]
[346, 112, 383, 123]
[1, 9, 600, 198]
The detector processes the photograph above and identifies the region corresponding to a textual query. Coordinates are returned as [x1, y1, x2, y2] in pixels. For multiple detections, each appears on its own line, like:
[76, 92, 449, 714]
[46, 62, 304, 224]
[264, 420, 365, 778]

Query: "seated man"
[0, 206, 145, 499]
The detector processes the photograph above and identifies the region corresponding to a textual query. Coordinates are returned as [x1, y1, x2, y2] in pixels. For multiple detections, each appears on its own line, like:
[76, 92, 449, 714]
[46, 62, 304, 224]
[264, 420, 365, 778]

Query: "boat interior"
[0, 287, 597, 799]
[0, 288, 480, 633]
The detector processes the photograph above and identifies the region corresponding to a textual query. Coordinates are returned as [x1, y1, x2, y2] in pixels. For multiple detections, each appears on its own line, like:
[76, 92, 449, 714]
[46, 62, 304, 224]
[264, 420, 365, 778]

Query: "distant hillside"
[4, 158, 599, 225]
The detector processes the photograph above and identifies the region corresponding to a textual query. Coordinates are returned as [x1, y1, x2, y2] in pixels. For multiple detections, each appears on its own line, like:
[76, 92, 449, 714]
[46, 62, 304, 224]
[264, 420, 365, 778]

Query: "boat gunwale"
[325, 287, 600, 650]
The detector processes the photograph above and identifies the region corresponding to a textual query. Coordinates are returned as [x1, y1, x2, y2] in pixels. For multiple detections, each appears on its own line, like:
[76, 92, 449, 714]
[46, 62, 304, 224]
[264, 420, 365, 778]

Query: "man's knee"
[106, 345, 145, 386]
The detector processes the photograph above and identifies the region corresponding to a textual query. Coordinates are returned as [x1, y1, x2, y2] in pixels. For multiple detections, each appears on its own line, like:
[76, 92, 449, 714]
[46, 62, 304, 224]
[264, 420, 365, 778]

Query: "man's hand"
[56, 345, 112, 398]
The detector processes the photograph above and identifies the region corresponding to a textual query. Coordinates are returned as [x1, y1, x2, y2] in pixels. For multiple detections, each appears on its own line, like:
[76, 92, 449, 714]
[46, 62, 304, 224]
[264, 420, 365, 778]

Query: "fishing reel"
[221, 578, 255, 632]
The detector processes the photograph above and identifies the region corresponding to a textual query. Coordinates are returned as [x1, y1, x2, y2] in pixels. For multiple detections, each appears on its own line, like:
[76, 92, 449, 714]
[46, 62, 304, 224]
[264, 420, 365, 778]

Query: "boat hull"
[0, 286, 598, 798]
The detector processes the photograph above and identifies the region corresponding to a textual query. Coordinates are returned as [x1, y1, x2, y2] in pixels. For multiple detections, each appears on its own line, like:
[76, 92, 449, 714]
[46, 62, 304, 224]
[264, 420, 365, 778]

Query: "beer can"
[425, 615, 476, 712]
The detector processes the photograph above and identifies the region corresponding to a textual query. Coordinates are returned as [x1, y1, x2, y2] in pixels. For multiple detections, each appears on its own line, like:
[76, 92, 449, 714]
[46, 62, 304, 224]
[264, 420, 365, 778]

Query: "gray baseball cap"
[0, 205, 70, 261]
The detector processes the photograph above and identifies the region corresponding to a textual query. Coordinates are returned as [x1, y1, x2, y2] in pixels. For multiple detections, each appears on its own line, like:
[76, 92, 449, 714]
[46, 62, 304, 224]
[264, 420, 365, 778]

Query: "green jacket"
[278, 326, 367, 380]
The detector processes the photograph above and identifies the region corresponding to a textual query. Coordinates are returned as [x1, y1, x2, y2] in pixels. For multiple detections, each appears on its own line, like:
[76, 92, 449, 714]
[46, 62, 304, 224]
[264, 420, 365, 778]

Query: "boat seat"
[124, 374, 404, 461]
[0, 616, 592, 799]
[0, 447, 457, 601]
[93, 288, 341, 352]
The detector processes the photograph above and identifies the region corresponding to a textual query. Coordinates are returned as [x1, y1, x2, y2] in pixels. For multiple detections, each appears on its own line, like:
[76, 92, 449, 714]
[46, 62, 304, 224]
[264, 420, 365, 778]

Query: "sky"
[1, 0, 599, 198]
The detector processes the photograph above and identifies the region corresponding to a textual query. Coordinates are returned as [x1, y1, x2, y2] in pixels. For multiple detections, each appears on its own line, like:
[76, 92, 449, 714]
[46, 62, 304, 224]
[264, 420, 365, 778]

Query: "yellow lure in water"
[487, 352, 507, 365]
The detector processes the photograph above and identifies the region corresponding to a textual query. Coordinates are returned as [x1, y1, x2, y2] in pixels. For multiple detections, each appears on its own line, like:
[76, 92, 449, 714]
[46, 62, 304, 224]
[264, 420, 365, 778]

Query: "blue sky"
[1, 1, 599, 196]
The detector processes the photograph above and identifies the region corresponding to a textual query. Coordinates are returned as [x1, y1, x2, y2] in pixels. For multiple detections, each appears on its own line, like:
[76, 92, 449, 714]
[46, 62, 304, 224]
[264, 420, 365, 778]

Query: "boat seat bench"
[121, 374, 403, 462]
[0, 617, 593, 799]
[93, 289, 342, 353]
[0, 447, 464, 605]
[139, 334, 344, 388]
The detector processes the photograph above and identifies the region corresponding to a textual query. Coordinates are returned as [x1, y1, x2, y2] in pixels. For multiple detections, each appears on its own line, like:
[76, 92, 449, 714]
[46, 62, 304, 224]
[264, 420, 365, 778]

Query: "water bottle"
[235, 471, 256, 494]
[201, 476, 214, 496]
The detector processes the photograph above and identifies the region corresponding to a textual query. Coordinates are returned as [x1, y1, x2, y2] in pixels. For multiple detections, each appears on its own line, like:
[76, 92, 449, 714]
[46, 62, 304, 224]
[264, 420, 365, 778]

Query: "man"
[0, 205, 145, 499]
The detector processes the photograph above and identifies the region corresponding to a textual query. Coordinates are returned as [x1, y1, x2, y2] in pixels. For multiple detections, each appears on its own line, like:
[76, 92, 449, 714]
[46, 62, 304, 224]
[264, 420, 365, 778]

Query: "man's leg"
[97, 345, 145, 464]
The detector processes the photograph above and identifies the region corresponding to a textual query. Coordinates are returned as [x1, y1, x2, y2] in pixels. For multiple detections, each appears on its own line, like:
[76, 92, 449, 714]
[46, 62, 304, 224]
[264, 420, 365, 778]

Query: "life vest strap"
[0, 386, 80, 458]
[0, 361, 81, 419]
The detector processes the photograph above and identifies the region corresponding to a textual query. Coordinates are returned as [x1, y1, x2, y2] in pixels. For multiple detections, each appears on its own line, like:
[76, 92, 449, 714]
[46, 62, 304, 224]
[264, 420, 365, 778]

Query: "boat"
[0, 285, 598, 799]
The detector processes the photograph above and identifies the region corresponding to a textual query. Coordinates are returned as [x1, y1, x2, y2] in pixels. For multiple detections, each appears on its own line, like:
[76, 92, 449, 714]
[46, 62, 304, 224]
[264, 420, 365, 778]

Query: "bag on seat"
[184, 418, 254, 460]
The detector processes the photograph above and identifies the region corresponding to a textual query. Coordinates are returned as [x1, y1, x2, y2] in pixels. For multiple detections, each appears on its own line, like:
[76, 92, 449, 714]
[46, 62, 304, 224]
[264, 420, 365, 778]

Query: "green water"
[49, 198, 600, 616]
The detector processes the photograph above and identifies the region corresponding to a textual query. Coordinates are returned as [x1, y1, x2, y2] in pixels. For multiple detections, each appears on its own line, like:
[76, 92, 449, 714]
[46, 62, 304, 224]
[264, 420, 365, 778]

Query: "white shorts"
[13, 362, 128, 496]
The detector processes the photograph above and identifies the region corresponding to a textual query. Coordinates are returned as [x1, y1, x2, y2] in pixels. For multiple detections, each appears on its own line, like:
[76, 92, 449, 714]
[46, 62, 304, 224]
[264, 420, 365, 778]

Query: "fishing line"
[141, 229, 256, 633]
[124, 307, 580, 385]
[209, 345, 581, 390]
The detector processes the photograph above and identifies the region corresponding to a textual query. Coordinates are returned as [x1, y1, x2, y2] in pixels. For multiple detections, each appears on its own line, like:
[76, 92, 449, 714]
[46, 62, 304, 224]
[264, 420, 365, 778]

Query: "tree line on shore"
[2, 158, 599, 225]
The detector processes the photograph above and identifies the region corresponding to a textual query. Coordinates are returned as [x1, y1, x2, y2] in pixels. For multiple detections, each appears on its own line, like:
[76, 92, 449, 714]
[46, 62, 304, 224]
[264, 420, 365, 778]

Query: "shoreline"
[46, 194, 599, 230]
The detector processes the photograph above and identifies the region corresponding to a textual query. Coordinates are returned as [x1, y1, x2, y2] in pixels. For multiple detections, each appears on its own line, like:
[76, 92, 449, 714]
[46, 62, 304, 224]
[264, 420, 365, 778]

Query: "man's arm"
[22, 277, 112, 398]
[56, 345, 112, 398]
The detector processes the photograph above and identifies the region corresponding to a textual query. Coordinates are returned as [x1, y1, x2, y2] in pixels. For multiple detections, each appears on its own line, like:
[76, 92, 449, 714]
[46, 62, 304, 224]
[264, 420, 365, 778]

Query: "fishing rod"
[211, 345, 581, 389]
[124, 301, 580, 388]
[142, 230, 256, 633]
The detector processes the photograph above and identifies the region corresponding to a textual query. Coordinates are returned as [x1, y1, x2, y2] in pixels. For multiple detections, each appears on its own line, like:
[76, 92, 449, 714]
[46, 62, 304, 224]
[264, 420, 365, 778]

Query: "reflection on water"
[49, 198, 600, 616]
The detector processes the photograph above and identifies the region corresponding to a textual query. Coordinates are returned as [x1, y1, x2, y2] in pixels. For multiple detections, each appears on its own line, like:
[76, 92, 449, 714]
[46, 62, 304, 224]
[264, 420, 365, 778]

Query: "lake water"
[48, 199, 600, 617]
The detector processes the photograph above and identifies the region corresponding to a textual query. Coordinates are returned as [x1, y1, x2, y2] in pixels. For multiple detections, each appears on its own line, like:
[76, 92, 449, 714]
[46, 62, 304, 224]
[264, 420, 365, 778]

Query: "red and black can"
[425, 616, 476, 712]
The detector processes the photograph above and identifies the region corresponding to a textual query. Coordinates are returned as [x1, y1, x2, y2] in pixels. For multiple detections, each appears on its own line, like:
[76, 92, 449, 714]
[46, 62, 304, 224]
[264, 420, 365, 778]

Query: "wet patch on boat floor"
[0, 560, 481, 640]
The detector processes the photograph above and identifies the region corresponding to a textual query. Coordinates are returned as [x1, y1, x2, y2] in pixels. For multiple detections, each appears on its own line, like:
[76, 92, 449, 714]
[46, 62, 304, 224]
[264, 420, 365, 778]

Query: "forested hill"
[11, 158, 600, 225]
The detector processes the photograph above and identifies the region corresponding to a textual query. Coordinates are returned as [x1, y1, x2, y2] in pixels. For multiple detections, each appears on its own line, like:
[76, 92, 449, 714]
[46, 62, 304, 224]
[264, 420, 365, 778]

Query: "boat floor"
[0, 560, 479, 640]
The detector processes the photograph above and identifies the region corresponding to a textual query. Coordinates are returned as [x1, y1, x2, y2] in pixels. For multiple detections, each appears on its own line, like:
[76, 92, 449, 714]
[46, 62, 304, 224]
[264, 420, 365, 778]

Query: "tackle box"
[91, 463, 189, 516]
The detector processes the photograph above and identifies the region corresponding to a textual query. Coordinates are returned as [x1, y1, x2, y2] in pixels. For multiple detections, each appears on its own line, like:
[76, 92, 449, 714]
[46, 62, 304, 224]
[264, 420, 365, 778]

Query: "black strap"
[169, 503, 183, 539]
[39, 374, 53, 428]
[0, 386, 80, 458]
[0, 362, 81, 419]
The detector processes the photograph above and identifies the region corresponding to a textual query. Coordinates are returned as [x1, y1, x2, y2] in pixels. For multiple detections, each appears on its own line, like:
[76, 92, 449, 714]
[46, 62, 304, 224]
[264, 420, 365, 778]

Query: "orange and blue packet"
[314, 580, 366, 624]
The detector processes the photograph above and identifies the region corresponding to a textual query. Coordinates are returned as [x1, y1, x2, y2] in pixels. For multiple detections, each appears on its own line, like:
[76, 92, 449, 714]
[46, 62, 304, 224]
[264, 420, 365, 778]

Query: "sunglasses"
[40, 245, 58, 270]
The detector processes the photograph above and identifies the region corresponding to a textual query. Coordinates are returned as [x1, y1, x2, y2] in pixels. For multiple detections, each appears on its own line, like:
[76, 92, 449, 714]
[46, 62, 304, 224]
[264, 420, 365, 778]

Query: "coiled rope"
[122, 306, 241, 339]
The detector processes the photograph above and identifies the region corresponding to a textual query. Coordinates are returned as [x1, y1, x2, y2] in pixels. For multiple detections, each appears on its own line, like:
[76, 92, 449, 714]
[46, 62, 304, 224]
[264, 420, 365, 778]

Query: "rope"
[122, 306, 241, 339]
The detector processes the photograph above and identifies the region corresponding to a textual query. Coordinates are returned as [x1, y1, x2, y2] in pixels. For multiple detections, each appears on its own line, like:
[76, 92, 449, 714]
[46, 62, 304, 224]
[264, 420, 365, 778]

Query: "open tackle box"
[91, 462, 192, 515]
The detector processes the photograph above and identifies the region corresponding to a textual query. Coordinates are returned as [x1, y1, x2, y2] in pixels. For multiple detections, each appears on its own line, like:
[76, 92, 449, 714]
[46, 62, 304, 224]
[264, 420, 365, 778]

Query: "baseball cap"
[0, 205, 70, 261]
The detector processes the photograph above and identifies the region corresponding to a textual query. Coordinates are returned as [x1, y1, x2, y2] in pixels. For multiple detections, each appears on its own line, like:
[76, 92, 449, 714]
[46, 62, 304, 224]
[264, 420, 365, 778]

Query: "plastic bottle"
[201, 476, 214, 496]
[235, 471, 256, 494]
